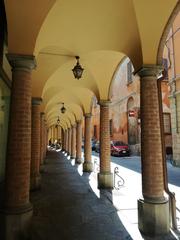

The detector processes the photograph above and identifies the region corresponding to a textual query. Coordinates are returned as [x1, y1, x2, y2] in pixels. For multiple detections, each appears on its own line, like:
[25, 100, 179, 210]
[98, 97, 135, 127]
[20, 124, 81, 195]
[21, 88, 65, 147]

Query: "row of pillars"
[0, 55, 48, 239]
[58, 67, 171, 236]
[59, 104, 113, 188]
[31, 98, 47, 190]
[0, 53, 171, 239]
[48, 124, 61, 143]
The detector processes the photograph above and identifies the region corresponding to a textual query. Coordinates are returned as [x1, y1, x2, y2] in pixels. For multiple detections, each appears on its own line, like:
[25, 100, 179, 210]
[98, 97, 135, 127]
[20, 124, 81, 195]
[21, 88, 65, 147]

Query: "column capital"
[72, 123, 77, 128]
[32, 97, 42, 105]
[99, 100, 111, 107]
[84, 113, 92, 118]
[137, 65, 163, 78]
[6, 54, 37, 72]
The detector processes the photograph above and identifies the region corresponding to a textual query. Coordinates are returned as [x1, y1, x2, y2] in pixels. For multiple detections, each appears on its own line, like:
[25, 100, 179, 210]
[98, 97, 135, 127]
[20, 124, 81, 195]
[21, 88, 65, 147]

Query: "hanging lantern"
[72, 56, 84, 79]
[61, 103, 66, 114]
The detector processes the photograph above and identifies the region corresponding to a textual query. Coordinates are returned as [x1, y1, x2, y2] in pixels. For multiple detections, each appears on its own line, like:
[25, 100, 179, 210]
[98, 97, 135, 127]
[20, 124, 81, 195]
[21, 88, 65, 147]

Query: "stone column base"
[0, 204, 33, 240]
[83, 161, 93, 172]
[30, 174, 41, 191]
[98, 172, 113, 189]
[138, 198, 170, 236]
[75, 157, 82, 164]
[70, 155, 75, 159]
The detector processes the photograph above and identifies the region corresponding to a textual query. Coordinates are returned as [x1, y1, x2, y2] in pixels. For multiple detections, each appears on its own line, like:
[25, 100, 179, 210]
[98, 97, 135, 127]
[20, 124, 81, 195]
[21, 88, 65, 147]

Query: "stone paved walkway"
[30, 150, 179, 240]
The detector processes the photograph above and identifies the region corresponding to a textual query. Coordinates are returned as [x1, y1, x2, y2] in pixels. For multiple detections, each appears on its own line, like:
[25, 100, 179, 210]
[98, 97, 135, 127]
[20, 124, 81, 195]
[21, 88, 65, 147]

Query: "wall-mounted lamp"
[72, 56, 84, 79]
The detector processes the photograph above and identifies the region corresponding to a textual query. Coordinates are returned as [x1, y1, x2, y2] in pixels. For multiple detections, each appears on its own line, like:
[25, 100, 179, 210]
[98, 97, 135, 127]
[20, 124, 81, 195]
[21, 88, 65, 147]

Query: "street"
[81, 151, 180, 239]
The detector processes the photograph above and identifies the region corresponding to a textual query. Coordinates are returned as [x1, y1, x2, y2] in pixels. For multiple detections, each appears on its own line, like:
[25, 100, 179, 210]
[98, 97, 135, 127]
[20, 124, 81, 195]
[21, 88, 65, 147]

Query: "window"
[127, 61, 132, 84]
[162, 58, 168, 80]
[163, 113, 171, 134]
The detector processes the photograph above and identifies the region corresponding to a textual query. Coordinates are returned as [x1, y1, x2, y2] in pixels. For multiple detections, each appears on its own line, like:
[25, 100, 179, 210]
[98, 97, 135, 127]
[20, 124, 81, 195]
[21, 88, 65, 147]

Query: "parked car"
[111, 141, 130, 157]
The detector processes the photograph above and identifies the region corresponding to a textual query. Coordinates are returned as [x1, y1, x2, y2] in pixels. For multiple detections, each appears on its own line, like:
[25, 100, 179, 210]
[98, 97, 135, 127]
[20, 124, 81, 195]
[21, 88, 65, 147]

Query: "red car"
[111, 141, 130, 157]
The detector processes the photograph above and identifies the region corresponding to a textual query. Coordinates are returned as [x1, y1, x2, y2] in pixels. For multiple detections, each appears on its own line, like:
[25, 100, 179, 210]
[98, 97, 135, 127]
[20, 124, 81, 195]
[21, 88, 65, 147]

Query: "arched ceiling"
[46, 102, 83, 124]
[4, 0, 56, 54]
[43, 87, 94, 114]
[48, 111, 76, 129]
[4, 0, 179, 127]
[132, 0, 178, 64]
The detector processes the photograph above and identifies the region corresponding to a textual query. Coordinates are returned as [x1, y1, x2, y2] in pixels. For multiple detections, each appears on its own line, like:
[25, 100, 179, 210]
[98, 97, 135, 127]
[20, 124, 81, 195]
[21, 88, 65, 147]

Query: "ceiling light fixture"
[72, 56, 84, 79]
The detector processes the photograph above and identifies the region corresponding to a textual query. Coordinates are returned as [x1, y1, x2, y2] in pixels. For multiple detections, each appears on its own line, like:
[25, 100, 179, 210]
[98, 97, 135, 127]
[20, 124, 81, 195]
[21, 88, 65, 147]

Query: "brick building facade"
[91, 57, 172, 155]
[163, 11, 180, 166]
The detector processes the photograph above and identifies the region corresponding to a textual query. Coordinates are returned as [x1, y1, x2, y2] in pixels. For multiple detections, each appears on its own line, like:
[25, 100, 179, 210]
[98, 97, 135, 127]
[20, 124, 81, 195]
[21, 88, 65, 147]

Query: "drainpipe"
[157, 79, 177, 230]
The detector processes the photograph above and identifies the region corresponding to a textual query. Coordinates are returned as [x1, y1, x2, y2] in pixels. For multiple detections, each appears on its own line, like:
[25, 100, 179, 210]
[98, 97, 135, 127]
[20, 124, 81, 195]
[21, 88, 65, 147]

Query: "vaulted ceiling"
[4, 0, 179, 129]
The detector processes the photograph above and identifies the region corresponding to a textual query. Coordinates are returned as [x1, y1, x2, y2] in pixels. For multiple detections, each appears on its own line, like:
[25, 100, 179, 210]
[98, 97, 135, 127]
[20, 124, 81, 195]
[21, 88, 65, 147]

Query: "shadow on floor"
[30, 150, 132, 240]
[30, 150, 179, 240]
[91, 151, 180, 188]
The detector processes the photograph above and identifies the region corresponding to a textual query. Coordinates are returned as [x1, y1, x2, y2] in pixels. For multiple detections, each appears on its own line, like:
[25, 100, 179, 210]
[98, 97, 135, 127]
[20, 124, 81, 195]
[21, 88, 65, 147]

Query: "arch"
[5, 0, 56, 54]
[157, 1, 180, 64]
[46, 107, 77, 127]
[46, 101, 83, 122]
[34, 50, 126, 103]
[43, 87, 94, 116]
[108, 56, 128, 100]
[32, 49, 100, 100]
[34, 0, 142, 69]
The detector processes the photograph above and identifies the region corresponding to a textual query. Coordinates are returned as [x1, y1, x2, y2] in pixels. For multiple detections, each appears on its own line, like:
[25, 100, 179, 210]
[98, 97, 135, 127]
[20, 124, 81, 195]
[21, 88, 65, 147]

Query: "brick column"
[56, 125, 59, 140]
[51, 126, 54, 143]
[0, 54, 36, 239]
[31, 98, 42, 191]
[53, 125, 56, 143]
[68, 127, 72, 156]
[58, 125, 62, 142]
[44, 123, 47, 159]
[47, 128, 50, 144]
[61, 128, 65, 151]
[54, 125, 57, 141]
[83, 113, 93, 172]
[51, 126, 53, 141]
[71, 124, 76, 159]
[40, 112, 45, 166]
[137, 65, 169, 236]
[63, 129, 66, 152]
[48, 127, 52, 144]
[65, 129, 68, 153]
[98, 100, 113, 189]
[75, 120, 82, 164]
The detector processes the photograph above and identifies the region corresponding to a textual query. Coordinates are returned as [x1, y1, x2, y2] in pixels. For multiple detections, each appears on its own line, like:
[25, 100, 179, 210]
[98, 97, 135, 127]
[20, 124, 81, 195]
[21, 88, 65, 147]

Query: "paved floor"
[30, 150, 180, 240]
[93, 151, 180, 231]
